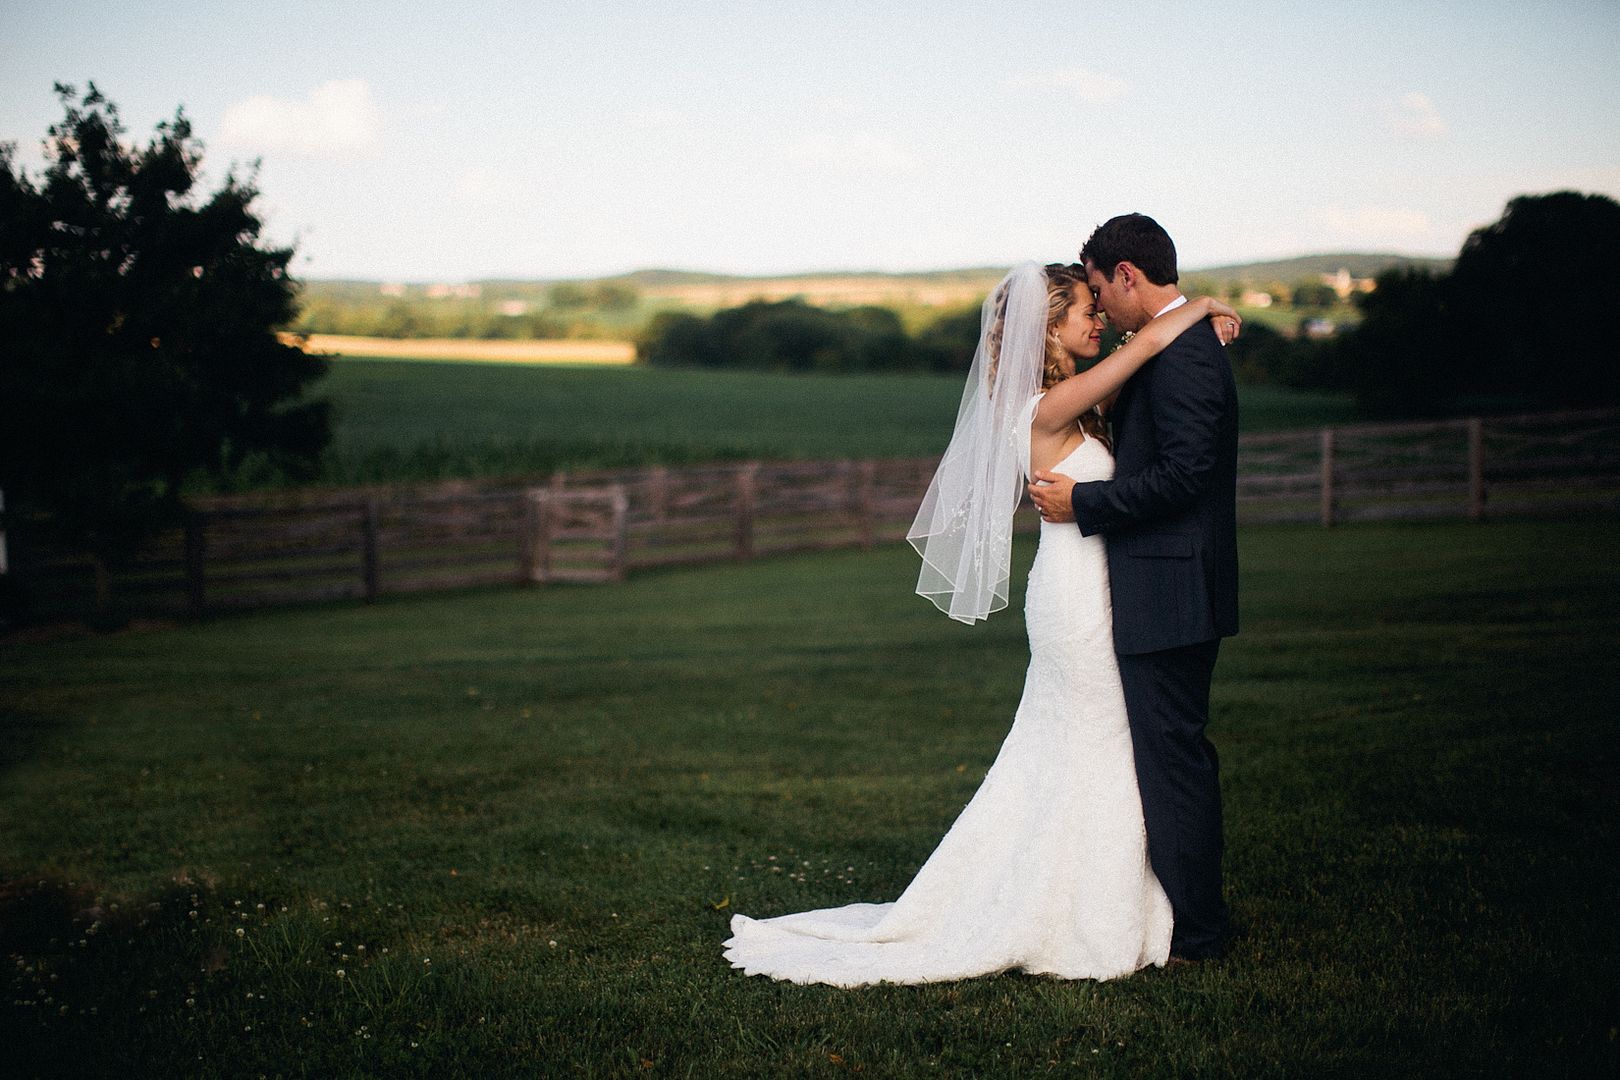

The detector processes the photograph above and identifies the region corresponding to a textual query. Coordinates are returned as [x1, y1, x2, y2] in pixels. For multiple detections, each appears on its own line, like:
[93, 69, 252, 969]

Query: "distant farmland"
[294, 254, 1448, 343]
[635, 271, 1004, 311]
[294, 334, 636, 364]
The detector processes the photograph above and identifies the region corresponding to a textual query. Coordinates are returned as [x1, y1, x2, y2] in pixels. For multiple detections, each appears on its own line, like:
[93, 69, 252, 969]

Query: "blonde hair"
[1042, 263, 1112, 452]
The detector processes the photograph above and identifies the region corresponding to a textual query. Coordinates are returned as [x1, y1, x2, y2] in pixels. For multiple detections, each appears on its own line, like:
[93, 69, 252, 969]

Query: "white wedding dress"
[722, 425, 1172, 987]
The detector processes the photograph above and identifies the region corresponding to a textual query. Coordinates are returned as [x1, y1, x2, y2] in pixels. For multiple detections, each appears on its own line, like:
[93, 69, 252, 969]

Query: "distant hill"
[307, 254, 1448, 296]
[599, 267, 1013, 288]
[296, 254, 1453, 338]
[601, 256, 1451, 292]
[1184, 253, 1452, 284]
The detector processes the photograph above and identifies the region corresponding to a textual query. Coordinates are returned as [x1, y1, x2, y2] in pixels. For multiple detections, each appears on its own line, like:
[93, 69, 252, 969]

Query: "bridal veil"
[908, 261, 1048, 624]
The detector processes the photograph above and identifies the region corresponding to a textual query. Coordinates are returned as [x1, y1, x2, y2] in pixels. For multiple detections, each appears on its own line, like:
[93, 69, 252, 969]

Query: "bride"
[722, 262, 1240, 987]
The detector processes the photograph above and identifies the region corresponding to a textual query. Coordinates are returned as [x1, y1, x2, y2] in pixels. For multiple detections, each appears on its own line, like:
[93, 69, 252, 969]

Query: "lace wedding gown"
[722, 429, 1172, 987]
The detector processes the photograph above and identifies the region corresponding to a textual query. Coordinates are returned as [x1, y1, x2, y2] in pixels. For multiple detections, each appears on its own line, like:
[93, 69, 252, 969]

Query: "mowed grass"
[3, 519, 1615, 1077]
[295, 360, 1359, 488]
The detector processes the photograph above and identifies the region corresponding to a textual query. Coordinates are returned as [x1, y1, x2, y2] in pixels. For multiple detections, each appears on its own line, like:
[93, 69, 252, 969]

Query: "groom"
[1027, 213, 1239, 962]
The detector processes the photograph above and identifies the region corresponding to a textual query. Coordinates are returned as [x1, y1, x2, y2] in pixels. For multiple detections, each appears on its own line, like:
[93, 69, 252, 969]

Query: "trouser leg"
[1116, 638, 1228, 958]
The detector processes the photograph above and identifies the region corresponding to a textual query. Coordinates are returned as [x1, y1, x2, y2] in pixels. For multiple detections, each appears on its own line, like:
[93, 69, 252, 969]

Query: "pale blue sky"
[3, 0, 1617, 279]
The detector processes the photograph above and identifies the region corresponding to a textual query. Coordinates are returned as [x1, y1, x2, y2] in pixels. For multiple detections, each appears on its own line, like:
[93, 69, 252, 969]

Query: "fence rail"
[5, 409, 1617, 617]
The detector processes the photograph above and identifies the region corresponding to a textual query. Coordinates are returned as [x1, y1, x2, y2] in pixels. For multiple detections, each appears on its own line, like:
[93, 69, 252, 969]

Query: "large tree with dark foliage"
[1446, 190, 1620, 407]
[0, 83, 329, 608]
[1338, 267, 1459, 417]
[1331, 190, 1620, 417]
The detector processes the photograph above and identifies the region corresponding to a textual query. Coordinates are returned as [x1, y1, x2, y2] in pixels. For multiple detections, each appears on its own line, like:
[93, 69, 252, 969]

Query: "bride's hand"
[1196, 297, 1242, 346]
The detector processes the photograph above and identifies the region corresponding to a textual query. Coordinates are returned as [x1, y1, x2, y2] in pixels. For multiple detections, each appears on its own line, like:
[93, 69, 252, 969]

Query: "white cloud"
[1388, 92, 1446, 139]
[1008, 68, 1127, 104]
[218, 79, 382, 159]
[780, 131, 917, 172]
[1319, 204, 1435, 244]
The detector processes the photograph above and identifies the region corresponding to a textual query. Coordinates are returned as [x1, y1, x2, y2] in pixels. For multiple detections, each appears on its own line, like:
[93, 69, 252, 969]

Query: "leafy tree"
[911, 305, 982, 372]
[1447, 190, 1620, 406]
[637, 310, 715, 366]
[1326, 191, 1620, 416]
[548, 282, 589, 310]
[1335, 267, 1459, 416]
[1216, 319, 1340, 391]
[841, 305, 910, 371]
[717, 300, 848, 371]
[1225, 321, 1294, 385]
[639, 298, 928, 372]
[376, 299, 427, 338]
[0, 83, 329, 611]
[1291, 281, 1339, 309]
[589, 281, 639, 311]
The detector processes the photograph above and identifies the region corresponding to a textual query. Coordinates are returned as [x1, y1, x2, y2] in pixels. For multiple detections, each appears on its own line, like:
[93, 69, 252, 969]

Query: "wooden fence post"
[735, 464, 757, 561]
[648, 465, 668, 522]
[526, 490, 552, 583]
[519, 491, 538, 583]
[184, 511, 207, 615]
[1319, 428, 1337, 527]
[609, 486, 629, 581]
[361, 500, 380, 601]
[858, 460, 877, 550]
[1467, 417, 1485, 521]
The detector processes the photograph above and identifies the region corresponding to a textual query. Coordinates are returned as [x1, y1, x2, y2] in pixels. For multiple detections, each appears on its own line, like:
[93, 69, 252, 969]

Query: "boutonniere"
[1110, 331, 1135, 353]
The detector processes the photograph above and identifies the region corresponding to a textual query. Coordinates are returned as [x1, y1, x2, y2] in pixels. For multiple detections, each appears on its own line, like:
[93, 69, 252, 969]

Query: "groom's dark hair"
[1080, 213, 1179, 286]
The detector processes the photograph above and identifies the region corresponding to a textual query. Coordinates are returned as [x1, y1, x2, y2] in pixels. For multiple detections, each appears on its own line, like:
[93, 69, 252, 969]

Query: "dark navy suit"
[1070, 312, 1239, 959]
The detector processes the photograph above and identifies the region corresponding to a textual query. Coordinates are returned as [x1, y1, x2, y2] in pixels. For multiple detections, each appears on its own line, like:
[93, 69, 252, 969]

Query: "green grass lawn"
[4, 519, 1615, 1077]
[271, 361, 1359, 490]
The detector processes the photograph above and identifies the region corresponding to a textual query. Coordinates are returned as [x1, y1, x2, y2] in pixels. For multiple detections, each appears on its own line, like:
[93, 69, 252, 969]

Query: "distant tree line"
[1232, 191, 1620, 417]
[295, 279, 642, 340]
[637, 299, 982, 373]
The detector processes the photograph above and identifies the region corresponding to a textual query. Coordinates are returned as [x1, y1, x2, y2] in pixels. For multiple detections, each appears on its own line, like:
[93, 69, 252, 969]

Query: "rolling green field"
[288, 359, 1360, 490]
[3, 519, 1616, 1076]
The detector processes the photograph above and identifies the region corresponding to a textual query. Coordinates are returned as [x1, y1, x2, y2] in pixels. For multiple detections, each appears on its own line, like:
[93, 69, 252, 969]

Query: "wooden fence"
[4, 409, 1617, 617]
[1236, 409, 1620, 525]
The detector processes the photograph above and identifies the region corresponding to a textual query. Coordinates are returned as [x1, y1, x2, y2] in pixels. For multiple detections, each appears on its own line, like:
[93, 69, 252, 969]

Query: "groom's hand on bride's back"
[1028, 471, 1076, 523]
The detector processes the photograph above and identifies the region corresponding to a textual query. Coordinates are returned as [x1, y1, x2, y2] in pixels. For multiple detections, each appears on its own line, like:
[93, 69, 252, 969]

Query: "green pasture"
[3, 519, 1616, 1076]
[284, 360, 1359, 490]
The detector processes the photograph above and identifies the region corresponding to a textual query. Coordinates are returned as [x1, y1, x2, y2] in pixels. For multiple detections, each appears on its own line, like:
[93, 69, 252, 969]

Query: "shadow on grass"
[0, 708, 70, 783]
[1, 871, 484, 1078]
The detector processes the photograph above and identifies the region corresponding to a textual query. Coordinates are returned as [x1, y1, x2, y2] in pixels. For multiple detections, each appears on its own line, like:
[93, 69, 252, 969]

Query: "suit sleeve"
[1071, 326, 1226, 536]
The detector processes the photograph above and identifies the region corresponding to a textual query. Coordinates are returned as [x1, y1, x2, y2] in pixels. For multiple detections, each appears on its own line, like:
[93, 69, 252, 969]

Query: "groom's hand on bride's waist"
[1028, 471, 1076, 523]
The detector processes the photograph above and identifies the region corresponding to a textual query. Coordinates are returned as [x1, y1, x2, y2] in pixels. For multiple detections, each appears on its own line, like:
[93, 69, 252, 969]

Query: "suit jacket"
[1070, 318, 1239, 655]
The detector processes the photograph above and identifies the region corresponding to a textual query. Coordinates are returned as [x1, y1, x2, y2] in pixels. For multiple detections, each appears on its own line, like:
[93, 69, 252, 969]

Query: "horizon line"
[300, 250, 1455, 286]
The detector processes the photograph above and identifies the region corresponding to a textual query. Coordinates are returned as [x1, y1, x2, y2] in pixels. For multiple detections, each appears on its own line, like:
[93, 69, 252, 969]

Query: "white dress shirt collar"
[1153, 294, 1188, 318]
